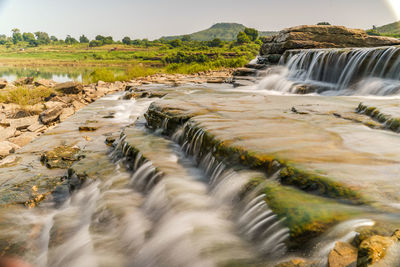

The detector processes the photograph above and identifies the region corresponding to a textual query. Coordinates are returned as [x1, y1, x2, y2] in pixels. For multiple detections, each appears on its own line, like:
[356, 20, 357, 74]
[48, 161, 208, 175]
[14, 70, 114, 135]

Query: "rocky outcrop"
[259, 25, 400, 64]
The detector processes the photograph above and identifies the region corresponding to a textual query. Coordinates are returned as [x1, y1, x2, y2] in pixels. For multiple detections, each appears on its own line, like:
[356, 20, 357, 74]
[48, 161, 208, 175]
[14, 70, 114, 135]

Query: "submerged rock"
[40, 145, 83, 169]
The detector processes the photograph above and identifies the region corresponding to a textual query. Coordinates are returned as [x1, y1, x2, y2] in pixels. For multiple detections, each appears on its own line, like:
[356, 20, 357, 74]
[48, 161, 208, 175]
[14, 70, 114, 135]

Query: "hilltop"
[373, 21, 400, 36]
[161, 23, 277, 41]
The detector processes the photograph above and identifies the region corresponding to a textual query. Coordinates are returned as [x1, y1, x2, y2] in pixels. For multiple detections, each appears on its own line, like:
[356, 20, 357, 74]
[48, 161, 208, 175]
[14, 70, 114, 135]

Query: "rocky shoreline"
[0, 69, 233, 162]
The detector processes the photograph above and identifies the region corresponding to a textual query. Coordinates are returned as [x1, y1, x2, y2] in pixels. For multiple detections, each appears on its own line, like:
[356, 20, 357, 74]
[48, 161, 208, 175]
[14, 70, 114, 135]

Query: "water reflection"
[0, 65, 124, 83]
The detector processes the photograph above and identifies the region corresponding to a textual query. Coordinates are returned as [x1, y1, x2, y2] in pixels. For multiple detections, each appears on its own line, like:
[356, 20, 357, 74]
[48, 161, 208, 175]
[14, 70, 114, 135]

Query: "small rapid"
[256, 46, 400, 96]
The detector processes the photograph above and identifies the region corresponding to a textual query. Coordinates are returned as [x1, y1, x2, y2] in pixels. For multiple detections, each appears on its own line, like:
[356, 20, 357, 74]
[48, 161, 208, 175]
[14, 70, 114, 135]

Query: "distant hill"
[374, 21, 400, 35]
[161, 23, 277, 41]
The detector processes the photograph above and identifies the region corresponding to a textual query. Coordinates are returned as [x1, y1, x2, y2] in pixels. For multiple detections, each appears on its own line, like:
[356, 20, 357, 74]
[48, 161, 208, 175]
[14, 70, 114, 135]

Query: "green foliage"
[372, 21, 400, 36]
[244, 28, 259, 41]
[236, 31, 251, 44]
[0, 86, 55, 106]
[65, 35, 78, 45]
[50, 36, 58, 42]
[89, 40, 102, 47]
[317, 22, 331, 25]
[208, 38, 223, 47]
[164, 51, 208, 64]
[169, 39, 183, 47]
[366, 30, 381, 36]
[12, 28, 23, 44]
[34, 31, 51, 45]
[87, 66, 157, 83]
[79, 35, 89, 43]
[122, 36, 132, 45]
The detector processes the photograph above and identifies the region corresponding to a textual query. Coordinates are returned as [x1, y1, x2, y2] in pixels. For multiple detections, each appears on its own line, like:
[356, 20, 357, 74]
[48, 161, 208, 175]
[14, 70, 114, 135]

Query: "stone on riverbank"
[53, 81, 83, 94]
[39, 106, 63, 125]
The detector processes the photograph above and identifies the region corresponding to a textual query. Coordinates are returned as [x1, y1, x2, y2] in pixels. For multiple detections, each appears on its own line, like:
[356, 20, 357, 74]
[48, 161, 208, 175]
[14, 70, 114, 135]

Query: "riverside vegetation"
[0, 24, 263, 83]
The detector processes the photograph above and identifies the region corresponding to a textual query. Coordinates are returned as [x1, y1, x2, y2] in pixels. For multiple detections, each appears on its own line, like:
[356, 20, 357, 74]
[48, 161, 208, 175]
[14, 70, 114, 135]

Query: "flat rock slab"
[149, 86, 400, 208]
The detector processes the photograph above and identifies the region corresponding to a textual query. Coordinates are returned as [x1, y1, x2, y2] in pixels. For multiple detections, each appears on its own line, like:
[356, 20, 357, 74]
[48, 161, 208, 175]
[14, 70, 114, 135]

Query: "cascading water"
[257, 46, 400, 96]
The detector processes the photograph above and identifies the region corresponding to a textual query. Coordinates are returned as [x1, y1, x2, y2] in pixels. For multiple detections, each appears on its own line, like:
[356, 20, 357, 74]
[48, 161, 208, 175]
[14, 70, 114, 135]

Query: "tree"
[50, 36, 58, 42]
[12, 28, 23, 44]
[65, 35, 78, 44]
[23, 32, 38, 46]
[244, 28, 259, 42]
[122, 36, 132, 45]
[170, 39, 182, 47]
[208, 38, 223, 47]
[79, 35, 89, 43]
[0, 34, 7, 45]
[34, 31, 50, 45]
[103, 36, 114, 45]
[236, 31, 251, 44]
[181, 35, 191, 42]
[317, 22, 331, 25]
[89, 40, 102, 47]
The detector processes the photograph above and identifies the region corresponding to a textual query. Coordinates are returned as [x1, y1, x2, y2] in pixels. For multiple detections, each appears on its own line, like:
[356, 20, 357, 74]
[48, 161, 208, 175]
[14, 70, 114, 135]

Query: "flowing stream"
[257, 46, 400, 96]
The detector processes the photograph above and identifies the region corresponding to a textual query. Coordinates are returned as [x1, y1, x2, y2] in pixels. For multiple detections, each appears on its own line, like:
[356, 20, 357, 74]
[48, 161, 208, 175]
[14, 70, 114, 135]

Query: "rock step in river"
[0, 83, 400, 266]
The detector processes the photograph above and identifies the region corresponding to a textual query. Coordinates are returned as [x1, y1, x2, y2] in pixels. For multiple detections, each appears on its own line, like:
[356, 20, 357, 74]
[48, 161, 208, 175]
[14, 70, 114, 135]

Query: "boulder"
[358, 235, 398, 266]
[259, 25, 400, 64]
[0, 79, 7, 89]
[53, 82, 83, 94]
[44, 101, 66, 110]
[13, 77, 34, 86]
[27, 122, 47, 133]
[39, 106, 63, 125]
[328, 242, 357, 267]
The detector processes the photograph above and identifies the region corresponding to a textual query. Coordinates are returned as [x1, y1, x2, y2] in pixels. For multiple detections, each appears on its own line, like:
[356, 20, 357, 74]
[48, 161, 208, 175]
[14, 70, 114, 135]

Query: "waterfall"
[170, 122, 289, 257]
[257, 46, 400, 96]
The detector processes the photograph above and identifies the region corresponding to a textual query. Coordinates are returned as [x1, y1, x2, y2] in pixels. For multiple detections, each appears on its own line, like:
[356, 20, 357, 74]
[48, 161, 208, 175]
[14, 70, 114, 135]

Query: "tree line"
[0, 27, 262, 48]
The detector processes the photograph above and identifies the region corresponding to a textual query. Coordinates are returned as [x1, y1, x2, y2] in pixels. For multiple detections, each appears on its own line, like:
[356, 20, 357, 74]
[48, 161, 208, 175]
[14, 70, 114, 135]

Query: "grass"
[0, 42, 260, 80]
[0, 86, 54, 106]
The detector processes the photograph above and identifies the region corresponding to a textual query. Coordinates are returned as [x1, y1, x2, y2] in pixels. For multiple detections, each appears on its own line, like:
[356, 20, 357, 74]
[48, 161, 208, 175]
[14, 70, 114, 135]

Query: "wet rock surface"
[40, 145, 83, 169]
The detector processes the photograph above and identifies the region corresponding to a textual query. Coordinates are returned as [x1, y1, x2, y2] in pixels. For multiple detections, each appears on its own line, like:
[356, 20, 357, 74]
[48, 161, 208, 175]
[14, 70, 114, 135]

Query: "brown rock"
[259, 25, 400, 63]
[275, 258, 308, 267]
[39, 106, 63, 125]
[72, 100, 86, 111]
[59, 107, 75, 122]
[8, 132, 37, 147]
[7, 115, 39, 130]
[358, 235, 397, 266]
[44, 101, 66, 110]
[0, 141, 16, 158]
[41, 145, 83, 169]
[78, 126, 98, 132]
[328, 242, 357, 267]
[0, 126, 16, 142]
[27, 122, 47, 133]
[34, 79, 54, 87]
[53, 82, 83, 94]
[0, 80, 7, 89]
[13, 77, 34, 86]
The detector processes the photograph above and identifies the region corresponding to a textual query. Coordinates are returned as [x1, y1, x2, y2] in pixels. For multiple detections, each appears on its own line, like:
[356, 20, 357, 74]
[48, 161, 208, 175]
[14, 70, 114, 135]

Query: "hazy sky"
[0, 0, 397, 40]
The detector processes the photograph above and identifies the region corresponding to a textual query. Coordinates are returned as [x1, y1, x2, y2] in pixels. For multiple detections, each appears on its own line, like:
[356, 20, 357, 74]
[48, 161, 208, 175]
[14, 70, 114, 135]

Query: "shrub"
[88, 68, 116, 83]
[0, 86, 54, 106]
[236, 32, 251, 44]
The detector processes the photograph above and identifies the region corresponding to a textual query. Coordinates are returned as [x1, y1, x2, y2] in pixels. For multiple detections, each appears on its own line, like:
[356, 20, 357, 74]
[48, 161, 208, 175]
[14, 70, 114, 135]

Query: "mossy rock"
[243, 179, 361, 246]
[40, 145, 84, 169]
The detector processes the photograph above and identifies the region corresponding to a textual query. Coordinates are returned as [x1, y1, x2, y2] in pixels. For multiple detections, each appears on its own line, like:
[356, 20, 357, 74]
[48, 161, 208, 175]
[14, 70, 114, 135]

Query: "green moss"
[245, 180, 360, 244]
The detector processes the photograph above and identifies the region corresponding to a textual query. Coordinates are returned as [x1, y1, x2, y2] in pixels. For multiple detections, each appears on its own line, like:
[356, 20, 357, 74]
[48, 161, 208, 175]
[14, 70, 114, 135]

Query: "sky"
[0, 0, 398, 40]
